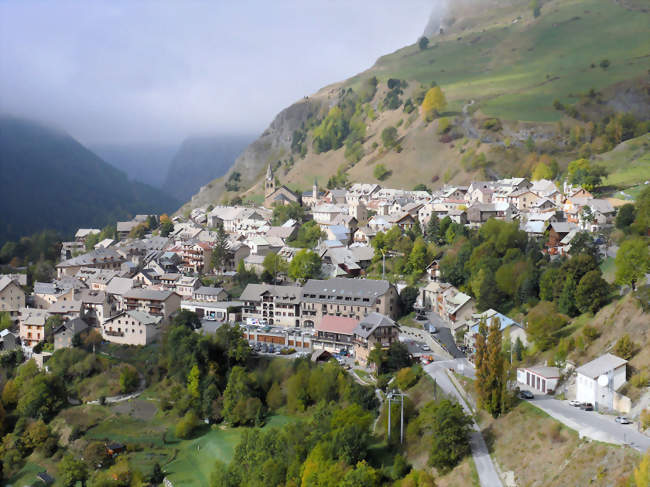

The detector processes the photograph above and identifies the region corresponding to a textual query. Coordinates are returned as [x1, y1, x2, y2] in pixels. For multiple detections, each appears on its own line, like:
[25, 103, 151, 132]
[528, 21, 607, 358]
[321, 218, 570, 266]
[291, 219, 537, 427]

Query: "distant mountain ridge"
[162, 134, 255, 202]
[91, 143, 179, 189]
[0, 116, 179, 243]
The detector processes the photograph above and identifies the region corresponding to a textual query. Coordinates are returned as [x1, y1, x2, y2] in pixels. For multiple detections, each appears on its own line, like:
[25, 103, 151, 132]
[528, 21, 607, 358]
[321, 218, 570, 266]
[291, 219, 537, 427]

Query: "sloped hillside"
[183, 0, 650, 211]
[0, 116, 179, 243]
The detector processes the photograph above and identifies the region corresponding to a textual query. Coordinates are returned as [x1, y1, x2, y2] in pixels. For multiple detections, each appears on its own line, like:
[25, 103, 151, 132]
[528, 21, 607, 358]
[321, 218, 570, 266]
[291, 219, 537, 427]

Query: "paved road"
[425, 312, 465, 359]
[424, 360, 502, 487]
[527, 394, 650, 453]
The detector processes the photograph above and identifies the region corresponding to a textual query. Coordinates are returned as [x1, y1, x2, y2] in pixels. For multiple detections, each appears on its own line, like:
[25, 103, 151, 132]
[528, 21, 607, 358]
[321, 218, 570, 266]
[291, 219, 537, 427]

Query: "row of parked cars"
[251, 342, 294, 355]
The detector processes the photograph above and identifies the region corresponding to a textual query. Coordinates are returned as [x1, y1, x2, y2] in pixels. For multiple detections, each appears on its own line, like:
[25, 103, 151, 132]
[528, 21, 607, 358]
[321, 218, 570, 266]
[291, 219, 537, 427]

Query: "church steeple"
[265, 164, 275, 197]
[312, 177, 318, 200]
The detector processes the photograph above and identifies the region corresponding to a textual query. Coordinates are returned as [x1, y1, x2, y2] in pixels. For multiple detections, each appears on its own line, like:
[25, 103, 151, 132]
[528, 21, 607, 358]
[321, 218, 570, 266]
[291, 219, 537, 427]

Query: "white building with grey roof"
[576, 353, 628, 412]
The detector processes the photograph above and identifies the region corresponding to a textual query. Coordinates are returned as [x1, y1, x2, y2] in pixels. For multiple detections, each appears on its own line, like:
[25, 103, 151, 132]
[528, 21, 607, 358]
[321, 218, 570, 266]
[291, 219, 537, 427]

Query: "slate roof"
[522, 366, 561, 378]
[302, 278, 390, 303]
[194, 286, 226, 297]
[353, 312, 398, 339]
[576, 353, 627, 379]
[239, 284, 302, 302]
[56, 248, 124, 268]
[123, 288, 174, 301]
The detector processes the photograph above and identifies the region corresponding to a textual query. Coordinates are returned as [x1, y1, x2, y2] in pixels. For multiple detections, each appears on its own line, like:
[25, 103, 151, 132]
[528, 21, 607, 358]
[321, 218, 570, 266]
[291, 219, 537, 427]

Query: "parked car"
[568, 400, 581, 407]
[519, 390, 534, 399]
[422, 344, 431, 351]
[579, 403, 594, 411]
[429, 326, 438, 334]
[615, 416, 631, 424]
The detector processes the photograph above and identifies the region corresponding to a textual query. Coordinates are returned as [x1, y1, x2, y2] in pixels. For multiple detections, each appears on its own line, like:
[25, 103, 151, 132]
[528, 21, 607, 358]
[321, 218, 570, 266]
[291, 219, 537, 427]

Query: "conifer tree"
[558, 275, 578, 317]
[425, 215, 440, 244]
[474, 319, 490, 409]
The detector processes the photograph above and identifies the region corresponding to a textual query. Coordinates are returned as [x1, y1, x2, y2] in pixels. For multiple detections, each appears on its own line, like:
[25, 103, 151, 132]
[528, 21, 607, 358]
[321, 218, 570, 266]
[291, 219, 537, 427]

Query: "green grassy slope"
[352, 0, 650, 122]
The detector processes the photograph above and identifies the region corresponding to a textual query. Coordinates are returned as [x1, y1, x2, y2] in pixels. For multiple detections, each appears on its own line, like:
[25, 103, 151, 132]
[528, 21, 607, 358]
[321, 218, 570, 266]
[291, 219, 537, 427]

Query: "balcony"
[105, 330, 124, 337]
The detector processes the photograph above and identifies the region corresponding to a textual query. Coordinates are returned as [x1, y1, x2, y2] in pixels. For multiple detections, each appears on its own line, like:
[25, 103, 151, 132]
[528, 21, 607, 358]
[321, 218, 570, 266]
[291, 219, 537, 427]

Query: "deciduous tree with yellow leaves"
[421, 86, 447, 121]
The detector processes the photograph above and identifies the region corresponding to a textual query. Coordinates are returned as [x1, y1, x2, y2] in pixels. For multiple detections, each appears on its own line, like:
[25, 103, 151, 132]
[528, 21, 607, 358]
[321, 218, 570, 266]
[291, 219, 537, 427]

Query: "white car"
[568, 400, 581, 407]
[422, 344, 431, 351]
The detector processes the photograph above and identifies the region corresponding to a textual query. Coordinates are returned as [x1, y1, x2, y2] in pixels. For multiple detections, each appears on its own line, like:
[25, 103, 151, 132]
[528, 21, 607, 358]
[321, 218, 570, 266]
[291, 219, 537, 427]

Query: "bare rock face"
[188, 97, 321, 208]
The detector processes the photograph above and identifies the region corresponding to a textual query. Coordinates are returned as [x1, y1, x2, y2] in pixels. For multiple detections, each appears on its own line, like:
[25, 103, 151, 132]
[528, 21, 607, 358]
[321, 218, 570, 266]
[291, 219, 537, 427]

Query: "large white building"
[576, 353, 627, 411]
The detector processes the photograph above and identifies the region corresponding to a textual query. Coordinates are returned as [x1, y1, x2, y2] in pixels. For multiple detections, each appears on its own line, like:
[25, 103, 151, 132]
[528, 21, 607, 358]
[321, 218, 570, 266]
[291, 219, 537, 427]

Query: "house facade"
[102, 310, 162, 345]
[300, 278, 399, 327]
[353, 312, 400, 367]
[576, 353, 628, 411]
[0, 276, 26, 325]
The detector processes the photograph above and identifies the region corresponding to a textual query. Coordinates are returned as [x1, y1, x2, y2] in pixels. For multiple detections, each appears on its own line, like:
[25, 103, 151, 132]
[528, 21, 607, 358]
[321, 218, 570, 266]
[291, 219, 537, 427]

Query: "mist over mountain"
[91, 143, 179, 189]
[162, 134, 255, 202]
[0, 116, 179, 243]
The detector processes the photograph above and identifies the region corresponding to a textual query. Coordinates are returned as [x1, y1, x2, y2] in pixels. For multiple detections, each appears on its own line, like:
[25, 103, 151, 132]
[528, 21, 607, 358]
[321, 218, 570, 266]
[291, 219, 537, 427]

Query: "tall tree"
[474, 319, 490, 409]
[422, 86, 447, 121]
[211, 221, 229, 273]
[288, 249, 321, 283]
[615, 237, 649, 291]
[485, 318, 507, 417]
[425, 214, 440, 244]
[575, 270, 609, 314]
[558, 275, 578, 317]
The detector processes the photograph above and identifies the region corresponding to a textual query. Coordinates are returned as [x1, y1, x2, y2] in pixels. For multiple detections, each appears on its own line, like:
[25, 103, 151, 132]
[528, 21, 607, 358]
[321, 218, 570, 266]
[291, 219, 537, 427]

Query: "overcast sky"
[0, 1, 437, 145]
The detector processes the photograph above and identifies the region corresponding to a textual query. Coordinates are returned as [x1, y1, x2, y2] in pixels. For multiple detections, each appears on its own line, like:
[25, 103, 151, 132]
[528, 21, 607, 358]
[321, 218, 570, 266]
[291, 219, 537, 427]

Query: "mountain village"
[2, 163, 644, 433]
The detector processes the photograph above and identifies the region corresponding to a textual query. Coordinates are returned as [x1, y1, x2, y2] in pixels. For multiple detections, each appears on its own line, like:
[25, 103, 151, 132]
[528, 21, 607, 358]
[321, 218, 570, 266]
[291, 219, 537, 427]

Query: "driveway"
[526, 394, 650, 453]
[424, 360, 502, 487]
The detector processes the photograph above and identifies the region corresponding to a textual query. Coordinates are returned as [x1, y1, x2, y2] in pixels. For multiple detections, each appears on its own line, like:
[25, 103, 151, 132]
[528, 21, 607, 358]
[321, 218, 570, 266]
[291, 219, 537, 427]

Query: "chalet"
[0, 275, 26, 325]
[55, 249, 125, 278]
[192, 286, 228, 302]
[102, 310, 162, 345]
[122, 288, 181, 322]
[353, 312, 400, 367]
[19, 308, 48, 347]
[313, 315, 359, 353]
[53, 317, 89, 350]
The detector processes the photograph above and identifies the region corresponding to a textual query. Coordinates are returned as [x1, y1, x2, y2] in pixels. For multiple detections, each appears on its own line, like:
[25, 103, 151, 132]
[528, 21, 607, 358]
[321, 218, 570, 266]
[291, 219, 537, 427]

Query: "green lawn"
[164, 415, 295, 486]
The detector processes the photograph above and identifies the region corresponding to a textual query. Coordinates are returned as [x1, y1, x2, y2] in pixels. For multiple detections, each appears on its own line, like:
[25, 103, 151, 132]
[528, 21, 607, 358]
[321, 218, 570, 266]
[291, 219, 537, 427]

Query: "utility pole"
[386, 390, 406, 444]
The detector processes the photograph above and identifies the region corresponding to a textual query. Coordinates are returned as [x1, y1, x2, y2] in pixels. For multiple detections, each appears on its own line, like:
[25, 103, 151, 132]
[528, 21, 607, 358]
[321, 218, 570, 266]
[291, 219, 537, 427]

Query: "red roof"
[316, 315, 359, 335]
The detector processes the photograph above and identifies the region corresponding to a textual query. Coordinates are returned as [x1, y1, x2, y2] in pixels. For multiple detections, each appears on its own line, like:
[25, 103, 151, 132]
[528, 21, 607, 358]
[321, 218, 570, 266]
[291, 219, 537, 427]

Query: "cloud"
[0, 0, 434, 144]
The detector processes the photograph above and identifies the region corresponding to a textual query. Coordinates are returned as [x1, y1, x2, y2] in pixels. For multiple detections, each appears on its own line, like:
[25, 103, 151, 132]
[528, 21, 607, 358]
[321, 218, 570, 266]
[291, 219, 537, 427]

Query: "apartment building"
[300, 278, 399, 327]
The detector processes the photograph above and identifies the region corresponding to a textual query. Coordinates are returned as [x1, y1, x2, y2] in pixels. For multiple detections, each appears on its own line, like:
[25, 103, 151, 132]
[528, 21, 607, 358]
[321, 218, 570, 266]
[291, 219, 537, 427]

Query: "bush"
[482, 118, 501, 131]
[641, 409, 650, 431]
[582, 325, 600, 342]
[437, 117, 452, 134]
[373, 164, 390, 181]
[175, 410, 201, 439]
[395, 367, 419, 390]
[381, 127, 398, 148]
[614, 334, 636, 360]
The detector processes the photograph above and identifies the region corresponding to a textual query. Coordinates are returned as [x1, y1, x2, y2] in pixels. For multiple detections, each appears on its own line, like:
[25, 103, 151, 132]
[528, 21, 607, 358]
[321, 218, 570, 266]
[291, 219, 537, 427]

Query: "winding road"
[424, 359, 503, 487]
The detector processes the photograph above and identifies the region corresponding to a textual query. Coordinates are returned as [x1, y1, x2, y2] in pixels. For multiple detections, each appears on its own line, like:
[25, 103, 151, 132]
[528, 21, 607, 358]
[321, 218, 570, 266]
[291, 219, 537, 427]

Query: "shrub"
[599, 59, 610, 69]
[395, 367, 419, 390]
[614, 334, 636, 360]
[374, 164, 390, 181]
[482, 118, 501, 131]
[437, 117, 452, 134]
[175, 410, 201, 439]
[641, 409, 650, 431]
[381, 126, 398, 148]
[582, 325, 600, 342]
